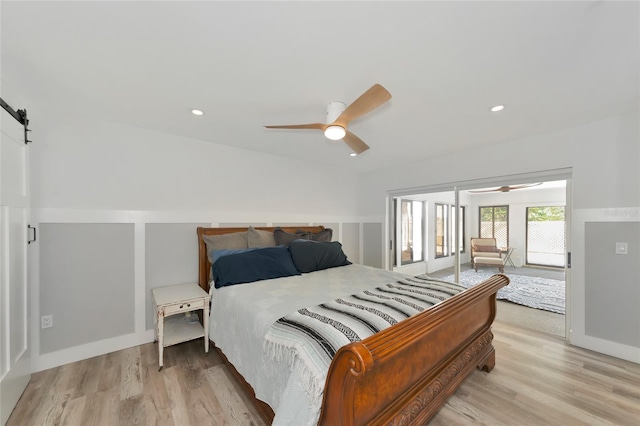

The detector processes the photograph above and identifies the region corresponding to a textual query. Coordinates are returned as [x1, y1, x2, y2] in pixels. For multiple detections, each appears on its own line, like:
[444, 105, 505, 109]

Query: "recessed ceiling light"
[490, 105, 505, 112]
[349, 153, 357, 157]
[191, 109, 204, 116]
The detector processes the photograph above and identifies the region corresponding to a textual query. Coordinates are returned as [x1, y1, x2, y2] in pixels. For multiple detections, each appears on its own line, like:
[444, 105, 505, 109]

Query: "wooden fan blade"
[264, 123, 326, 130]
[343, 131, 369, 154]
[469, 188, 500, 193]
[333, 84, 392, 127]
[469, 183, 542, 193]
[505, 183, 542, 191]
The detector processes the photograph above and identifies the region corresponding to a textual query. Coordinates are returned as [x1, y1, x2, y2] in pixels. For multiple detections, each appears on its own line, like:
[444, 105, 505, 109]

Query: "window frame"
[436, 203, 466, 258]
[525, 205, 566, 268]
[435, 203, 448, 259]
[453, 205, 466, 254]
[478, 205, 509, 248]
[398, 199, 425, 266]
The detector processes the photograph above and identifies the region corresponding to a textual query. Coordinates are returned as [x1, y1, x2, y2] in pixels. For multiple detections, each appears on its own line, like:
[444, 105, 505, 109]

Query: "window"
[452, 205, 466, 254]
[399, 200, 424, 265]
[479, 205, 508, 248]
[526, 206, 565, 267]
[436, 204, 466, 258]
[435, 203, 448, 258]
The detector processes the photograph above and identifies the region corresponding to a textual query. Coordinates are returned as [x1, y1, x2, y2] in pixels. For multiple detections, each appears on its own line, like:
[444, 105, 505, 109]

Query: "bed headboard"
[197, 225, 326, 292]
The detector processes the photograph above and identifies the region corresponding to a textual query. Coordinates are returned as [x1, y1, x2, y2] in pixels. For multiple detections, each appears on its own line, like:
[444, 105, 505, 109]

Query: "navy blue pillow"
[288, 240, 351, 273]
[212, 246, 300, 288]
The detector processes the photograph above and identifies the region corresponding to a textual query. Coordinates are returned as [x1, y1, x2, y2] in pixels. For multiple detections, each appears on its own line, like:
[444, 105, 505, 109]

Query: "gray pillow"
[299, 228, 333, 242]
[248, 226, 276, 248]
[203, 231, 248, 264]
[273, 228, 312, 246]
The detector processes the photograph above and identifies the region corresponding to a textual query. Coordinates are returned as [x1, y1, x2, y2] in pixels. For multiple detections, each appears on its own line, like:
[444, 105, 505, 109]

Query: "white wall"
[358, 111, 639, 214]
[30, 109, 362, 214]
[358, 111, 640, 363]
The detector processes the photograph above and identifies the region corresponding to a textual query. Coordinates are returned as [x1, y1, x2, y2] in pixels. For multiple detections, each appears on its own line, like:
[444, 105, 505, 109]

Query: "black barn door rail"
[0, 96, 31, 144]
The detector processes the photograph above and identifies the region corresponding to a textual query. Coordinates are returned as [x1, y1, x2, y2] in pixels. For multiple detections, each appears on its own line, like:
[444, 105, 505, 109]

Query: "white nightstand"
[152, 283, 210, 370]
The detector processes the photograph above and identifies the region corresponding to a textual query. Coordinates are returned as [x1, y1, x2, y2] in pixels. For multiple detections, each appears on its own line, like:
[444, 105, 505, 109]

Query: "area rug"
[435, 270, 565, 314]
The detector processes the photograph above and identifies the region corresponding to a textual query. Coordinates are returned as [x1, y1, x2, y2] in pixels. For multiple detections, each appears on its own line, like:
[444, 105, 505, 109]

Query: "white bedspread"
[208, 264, 407, 426]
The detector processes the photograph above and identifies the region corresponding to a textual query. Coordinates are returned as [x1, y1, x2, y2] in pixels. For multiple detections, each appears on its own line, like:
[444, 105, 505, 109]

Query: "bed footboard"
[319, 274, 509, 425]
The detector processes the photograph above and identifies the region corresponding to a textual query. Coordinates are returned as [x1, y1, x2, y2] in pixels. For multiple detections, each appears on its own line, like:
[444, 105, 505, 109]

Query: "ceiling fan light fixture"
[490, 105, 505, 112]
[324, 125, 346, 140]
[349, 152, 357, 157]
[191, 109, 204, 116]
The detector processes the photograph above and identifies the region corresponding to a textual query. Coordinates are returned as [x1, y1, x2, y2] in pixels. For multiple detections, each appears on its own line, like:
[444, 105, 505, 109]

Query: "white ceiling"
[2, 1, 638, 174]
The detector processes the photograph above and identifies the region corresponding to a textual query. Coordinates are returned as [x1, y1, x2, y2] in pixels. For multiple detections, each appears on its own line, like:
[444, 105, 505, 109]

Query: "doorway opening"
[388, 174, 570, 338]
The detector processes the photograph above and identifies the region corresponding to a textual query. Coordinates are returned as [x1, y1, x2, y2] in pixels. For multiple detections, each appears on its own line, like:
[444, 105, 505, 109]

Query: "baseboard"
[32, 329, 156, 373]
[571, 334, 640, 364]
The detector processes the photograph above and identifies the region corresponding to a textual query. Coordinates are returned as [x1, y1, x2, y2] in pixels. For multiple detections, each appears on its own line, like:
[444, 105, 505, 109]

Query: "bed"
[197, 226, 509, 425]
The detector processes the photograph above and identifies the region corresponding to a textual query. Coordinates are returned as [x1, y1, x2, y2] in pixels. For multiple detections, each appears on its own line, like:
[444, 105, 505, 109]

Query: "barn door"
[0, 102, 31, 424]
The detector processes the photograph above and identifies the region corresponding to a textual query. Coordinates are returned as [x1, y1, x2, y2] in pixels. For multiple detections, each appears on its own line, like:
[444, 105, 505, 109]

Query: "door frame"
[386, 168, 572, 338]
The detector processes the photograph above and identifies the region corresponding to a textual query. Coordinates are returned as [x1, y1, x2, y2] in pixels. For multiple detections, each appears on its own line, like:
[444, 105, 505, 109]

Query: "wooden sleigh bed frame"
[197, 226, 509, 425]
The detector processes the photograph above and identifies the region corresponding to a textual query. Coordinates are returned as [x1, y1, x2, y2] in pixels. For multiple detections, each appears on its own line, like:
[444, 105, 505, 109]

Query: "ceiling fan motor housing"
[325, 101, 346, 124]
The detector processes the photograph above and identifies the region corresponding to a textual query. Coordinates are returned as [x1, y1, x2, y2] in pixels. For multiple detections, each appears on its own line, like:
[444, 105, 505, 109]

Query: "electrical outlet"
[41, 315, 53, 329]
[615, 242, 628, 255]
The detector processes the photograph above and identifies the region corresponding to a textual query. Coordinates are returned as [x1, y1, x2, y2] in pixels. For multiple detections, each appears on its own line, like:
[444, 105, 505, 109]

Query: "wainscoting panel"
[145, 223, 208, 330]
[39, 223, 135, 354]
[341, 223, 361, 265]
[363, 223, 383, 268]
[585, 221, 640, 347]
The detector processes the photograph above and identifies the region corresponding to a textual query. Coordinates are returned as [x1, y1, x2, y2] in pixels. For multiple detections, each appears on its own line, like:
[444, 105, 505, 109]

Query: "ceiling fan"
[469, 183, 543, 193]
[264, 84, 392, 155]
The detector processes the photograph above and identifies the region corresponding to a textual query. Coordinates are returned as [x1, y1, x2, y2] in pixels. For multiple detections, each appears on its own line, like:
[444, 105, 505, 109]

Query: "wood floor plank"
[58, 395, 87, 426]
[28, 364, 74, 425]
[118, 394, 146, 426]
[141, 364, 173, 426]
[204, 365, 264, 425]
[80, 388, 120, 426]
[163, 366, 191, 425]
[120, 346, 144, 401]
[187, 383, 227, 426]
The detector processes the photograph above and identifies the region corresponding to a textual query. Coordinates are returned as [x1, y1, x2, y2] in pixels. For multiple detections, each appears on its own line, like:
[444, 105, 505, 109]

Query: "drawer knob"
[179, 303, 191, 309]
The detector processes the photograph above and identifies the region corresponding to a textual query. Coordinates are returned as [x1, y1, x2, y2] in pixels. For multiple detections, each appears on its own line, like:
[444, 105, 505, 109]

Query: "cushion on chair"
[473, 245, 498, 253]
[474, 257, 505, 266]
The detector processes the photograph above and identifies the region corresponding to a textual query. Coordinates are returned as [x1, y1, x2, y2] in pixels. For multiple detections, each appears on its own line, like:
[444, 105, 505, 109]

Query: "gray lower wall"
[39, 223, 135, 354]
[342, 223, 361, 264]
[145, 223, 208, 330]
[585, 222, 640, 347]
[363, 223, 383, 268]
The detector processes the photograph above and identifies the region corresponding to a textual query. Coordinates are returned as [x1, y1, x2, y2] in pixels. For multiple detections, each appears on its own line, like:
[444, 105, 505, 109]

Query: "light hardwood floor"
[8, 322, 640, 425]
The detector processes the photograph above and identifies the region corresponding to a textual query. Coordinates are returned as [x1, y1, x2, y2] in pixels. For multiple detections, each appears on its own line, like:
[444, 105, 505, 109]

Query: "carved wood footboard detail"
[386, 330, 494, 426]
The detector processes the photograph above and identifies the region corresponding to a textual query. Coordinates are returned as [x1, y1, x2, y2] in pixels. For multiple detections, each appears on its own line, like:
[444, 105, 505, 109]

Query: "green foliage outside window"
[527, 206, 565, 222]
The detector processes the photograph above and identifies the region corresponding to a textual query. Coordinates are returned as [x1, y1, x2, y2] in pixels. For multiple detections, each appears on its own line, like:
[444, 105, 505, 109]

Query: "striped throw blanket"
[263, 275, 466, 407]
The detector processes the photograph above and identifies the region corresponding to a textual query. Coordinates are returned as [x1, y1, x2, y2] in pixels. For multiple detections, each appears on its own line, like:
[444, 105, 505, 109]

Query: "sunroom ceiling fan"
[469, 183, 543, 193]
[264, 84, 391, 155]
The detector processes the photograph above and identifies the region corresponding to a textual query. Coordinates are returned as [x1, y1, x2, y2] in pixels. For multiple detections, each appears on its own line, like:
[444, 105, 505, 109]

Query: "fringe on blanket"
[263, 337, 327, 409]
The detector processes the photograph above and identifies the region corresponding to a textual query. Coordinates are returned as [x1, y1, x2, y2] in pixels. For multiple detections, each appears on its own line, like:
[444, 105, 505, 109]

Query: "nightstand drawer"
[162, 297, 206, 316]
